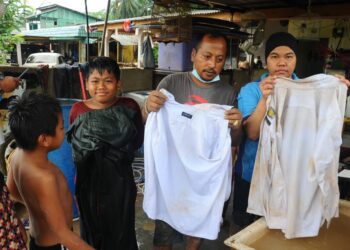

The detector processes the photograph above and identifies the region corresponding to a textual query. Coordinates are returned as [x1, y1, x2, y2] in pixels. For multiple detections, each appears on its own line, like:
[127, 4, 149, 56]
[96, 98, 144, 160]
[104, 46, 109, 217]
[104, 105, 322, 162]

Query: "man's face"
[191, 36, 227, 81]
[267, 46, 296, 78]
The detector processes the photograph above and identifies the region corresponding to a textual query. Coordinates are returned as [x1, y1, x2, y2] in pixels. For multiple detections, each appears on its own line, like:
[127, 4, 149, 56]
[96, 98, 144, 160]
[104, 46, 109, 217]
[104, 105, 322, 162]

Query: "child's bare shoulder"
[20, 161, 60, 192]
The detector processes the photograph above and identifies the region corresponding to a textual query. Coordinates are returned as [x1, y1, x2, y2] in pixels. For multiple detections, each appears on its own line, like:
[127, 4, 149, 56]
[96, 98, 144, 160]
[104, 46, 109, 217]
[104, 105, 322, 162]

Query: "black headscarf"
[265, 32, 298, 61]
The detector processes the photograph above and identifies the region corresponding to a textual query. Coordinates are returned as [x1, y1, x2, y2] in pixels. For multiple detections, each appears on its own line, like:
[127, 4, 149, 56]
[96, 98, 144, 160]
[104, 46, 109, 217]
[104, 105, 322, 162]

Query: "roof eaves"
[37, 4, 102, 21]
[20, 25, 102, 39]
[91, 10, 221, 26]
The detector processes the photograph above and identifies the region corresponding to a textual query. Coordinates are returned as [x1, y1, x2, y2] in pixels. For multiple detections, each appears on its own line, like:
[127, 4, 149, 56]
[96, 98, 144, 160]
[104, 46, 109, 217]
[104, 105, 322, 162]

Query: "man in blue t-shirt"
[233, 32, 300, 227]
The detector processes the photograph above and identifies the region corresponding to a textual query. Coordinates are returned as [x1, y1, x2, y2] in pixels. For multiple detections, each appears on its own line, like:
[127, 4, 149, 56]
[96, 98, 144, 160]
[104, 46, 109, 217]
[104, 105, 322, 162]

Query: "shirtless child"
[6, 93, 94, 250]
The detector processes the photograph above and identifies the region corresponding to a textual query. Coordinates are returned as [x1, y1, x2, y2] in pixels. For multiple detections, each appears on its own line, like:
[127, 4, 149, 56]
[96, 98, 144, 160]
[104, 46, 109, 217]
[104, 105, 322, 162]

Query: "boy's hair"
[86, 57, 121, 80]
[8, 92, 61, 150]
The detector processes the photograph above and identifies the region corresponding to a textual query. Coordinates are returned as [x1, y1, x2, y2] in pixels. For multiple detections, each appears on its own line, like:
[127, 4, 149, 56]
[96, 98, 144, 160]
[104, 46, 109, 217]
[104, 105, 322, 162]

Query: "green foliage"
[0, 0, 33, 63]
[109, 0, 153, 20]
[89, 10, 107, 20]
[152, 43, 158, 65]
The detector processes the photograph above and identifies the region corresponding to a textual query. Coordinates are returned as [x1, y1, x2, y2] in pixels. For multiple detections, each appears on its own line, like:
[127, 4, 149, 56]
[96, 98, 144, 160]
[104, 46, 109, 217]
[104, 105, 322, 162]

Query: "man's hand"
[145, 90, 167, 113]
[0, 76, 20, 92]
[225, 108, 243, 129]
[259, 76, 277, 99]
[335, 74, 350, 87]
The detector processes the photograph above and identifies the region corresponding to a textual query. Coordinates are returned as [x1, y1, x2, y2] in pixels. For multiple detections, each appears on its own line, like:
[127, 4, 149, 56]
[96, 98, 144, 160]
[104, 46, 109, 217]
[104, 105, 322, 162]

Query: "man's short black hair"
[9, 92, 61, 150]
[86, 56, 121, 80]
[194, 32, 229, 52]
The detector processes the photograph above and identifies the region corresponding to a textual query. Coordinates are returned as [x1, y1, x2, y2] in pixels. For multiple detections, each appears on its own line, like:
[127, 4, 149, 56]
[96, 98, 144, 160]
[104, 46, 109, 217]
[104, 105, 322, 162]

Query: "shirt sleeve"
[69, 102, 87, 125]
[120, 98, 144, 150]
[69, 103, 78, 125]
[238, 83, 262, 119]
[156, 74, 172, 91]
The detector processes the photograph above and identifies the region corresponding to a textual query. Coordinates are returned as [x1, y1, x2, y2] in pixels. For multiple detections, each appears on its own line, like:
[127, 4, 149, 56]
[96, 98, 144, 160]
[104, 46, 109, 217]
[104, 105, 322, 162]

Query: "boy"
[6, 92, 94, 250]
[68, 57, 143, 250]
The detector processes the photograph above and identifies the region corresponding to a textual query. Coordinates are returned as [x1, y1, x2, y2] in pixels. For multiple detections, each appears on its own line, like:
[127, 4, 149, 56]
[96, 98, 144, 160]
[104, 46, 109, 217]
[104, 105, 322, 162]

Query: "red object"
[123, 19, 131, 32]
[78, 66, 87, 100]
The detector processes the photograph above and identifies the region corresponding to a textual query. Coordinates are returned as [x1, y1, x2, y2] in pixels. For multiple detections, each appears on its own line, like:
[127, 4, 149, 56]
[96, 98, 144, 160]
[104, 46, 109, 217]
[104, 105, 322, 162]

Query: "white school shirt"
[143, 89, 232, 240]
[247, 74, 347, 239]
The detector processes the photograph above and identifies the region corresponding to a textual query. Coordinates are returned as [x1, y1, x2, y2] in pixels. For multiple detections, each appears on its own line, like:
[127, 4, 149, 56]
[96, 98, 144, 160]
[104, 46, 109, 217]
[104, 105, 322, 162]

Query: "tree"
[89, 10, 107, 20]
[0, 0, 32, 63]
[109, 0, 152, 20]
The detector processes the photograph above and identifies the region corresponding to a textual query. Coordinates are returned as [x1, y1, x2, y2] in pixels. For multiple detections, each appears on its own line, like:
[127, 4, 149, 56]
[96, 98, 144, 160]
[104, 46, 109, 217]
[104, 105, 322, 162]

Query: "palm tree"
[110, 0, 152, 19]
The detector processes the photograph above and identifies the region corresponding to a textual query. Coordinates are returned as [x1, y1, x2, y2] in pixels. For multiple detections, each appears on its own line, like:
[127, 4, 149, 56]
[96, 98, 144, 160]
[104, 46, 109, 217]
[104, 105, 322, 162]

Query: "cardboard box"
[224, 200, 350, 250]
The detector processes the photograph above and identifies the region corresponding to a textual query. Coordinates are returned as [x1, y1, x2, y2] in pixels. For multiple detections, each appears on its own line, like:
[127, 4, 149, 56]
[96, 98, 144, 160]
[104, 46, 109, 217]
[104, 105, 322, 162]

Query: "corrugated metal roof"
[20, 25, 102, 39]
[36, 3, 101, 21]
[91, 9, 221, 26]
[165, 0, 350, 11]
[111, 34, 138, 45]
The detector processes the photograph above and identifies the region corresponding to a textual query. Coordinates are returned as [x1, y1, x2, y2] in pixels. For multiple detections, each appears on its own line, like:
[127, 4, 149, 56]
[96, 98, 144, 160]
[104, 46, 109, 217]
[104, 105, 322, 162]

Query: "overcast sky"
[25, 0, 109, 13]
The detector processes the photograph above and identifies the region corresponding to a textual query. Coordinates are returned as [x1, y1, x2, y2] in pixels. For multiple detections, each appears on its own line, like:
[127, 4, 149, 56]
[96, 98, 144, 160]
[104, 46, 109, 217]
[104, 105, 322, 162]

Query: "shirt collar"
[259, 72, 299, 82]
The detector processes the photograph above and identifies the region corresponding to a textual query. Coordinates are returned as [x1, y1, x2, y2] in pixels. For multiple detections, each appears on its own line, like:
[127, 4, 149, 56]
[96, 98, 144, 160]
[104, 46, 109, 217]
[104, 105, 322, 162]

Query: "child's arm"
[6, 161, 23, 203]
[34, 173, 94, 250]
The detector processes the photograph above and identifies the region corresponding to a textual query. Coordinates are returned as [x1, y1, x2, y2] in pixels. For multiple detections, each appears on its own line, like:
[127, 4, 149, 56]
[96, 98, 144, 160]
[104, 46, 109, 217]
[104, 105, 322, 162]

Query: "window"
[29, 23, 38, 30]
[58, 56, 65, 64]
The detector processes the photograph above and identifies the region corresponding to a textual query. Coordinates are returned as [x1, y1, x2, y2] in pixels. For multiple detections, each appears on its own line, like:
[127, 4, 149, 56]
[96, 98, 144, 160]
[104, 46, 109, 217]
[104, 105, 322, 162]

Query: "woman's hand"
[259, 75, 277, 99]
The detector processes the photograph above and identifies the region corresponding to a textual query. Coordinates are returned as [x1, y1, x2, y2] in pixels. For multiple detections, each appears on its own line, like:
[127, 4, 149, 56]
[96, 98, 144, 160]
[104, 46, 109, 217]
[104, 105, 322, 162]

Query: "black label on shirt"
[181, 112, 193, 119]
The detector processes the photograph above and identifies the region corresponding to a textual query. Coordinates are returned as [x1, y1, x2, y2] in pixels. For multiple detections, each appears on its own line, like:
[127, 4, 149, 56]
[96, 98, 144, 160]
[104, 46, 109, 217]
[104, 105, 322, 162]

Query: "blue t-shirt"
[236, 73, 299, 182]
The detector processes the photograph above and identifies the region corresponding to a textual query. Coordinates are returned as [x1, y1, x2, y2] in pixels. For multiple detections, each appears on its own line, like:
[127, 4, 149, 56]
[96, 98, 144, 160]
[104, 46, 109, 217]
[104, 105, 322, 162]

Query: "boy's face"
[50, 113, 65, 150]
[87, 69, 120, 104]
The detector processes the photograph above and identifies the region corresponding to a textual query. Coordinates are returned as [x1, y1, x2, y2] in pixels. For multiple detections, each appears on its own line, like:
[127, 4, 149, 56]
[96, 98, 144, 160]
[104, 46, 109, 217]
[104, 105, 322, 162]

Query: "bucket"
[48, 98, 80, 218]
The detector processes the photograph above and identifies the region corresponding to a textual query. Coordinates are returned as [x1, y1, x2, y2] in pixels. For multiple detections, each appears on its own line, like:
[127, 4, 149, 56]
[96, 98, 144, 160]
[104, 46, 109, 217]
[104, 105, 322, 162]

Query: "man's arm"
[224, 108, 243, 146]
[34, 173, 94, 250]
[142, 90, 167, 122]
[142, 75, 177, 122]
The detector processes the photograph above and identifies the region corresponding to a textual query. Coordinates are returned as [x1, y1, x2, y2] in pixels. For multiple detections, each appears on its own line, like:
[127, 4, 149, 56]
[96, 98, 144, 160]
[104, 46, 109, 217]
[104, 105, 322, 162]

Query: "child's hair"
[86, 57, 121, 80]
[8, 92, 61, 150]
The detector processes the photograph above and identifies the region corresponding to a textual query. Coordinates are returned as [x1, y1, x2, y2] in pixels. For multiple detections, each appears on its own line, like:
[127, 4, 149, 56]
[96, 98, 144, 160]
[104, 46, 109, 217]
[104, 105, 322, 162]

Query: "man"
[143, 32, 242, 250]
[233, 31, 350, 228]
